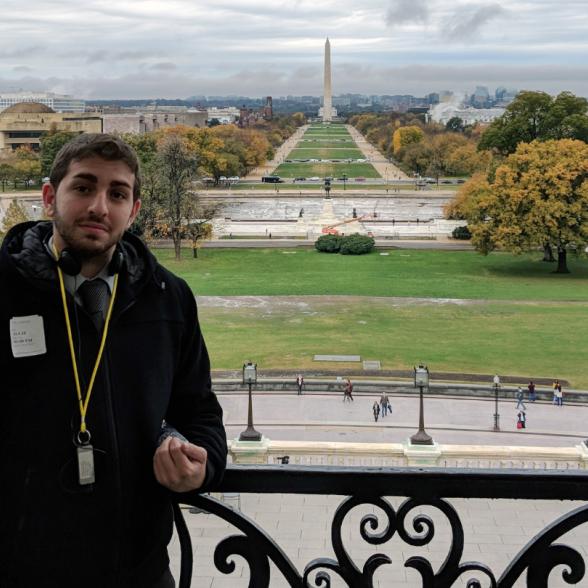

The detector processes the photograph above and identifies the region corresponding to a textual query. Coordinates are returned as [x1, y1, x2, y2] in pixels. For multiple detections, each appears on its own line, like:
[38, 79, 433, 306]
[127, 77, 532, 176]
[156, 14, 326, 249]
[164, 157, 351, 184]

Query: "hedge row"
[315, 233, 375, 255]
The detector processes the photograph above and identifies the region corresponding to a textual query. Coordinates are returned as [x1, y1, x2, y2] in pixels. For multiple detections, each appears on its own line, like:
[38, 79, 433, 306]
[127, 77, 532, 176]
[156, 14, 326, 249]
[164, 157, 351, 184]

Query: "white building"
[432, 106, 505, 126]
[0, 92, 85, 113]
[207, 107, 240, 124]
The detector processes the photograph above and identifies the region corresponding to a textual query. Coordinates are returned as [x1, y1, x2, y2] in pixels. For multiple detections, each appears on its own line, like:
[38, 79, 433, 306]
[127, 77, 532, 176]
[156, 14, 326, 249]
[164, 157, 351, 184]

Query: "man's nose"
[88, 190, 108, 216]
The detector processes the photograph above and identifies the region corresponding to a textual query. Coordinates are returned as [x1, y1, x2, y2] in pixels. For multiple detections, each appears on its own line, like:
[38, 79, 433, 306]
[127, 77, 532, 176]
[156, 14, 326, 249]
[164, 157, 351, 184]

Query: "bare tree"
[157, 135, 198, 260]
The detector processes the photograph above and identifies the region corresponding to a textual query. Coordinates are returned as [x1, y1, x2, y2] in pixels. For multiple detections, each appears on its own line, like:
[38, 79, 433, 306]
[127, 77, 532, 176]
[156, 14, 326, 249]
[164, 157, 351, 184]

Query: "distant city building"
[433, 106, 506, 126]
[495, 87, 518, 106]
[0, 102, 101, 152]
[0, 92, 85, 113]
[207, 106, 240, 124]
[102, 110, 207, 134]
[470, 86, 491, 108]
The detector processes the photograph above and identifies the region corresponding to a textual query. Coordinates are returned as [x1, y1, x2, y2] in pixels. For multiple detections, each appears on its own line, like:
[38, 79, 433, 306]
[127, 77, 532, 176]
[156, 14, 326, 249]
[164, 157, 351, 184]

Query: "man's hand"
[153, 436, 207, 492]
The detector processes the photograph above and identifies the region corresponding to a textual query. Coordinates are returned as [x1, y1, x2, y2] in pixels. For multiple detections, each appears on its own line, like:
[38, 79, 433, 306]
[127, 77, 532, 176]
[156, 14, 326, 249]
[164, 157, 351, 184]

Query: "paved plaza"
[169, 392, 588, 587]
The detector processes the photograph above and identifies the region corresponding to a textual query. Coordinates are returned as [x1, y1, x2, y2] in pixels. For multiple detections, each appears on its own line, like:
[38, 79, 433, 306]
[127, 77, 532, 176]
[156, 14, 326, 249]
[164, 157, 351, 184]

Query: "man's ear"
[42, 183, 56, 219]
[127, 198, 141, 228]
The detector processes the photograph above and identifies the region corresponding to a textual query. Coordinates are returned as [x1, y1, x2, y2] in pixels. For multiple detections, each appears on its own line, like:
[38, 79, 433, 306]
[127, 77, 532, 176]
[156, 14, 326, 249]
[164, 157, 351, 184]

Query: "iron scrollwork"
[182, 467, 588, 587]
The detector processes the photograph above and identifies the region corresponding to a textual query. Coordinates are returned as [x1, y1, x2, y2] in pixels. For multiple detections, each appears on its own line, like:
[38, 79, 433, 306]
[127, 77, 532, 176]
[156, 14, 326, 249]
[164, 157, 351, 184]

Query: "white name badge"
[10, 315, 47, 358]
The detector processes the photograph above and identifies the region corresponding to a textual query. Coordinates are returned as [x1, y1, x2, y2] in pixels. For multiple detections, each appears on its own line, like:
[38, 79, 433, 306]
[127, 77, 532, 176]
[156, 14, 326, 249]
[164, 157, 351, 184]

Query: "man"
[515, 386, 526, 411]
[380, 393, 389, 417]
[296, 374, 304, 395]
[0, 134, 227, 587]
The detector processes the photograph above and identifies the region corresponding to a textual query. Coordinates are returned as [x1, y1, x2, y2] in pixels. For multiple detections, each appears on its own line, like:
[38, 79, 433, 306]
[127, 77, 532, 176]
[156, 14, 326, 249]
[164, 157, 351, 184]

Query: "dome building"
[0, 102, 102, 153]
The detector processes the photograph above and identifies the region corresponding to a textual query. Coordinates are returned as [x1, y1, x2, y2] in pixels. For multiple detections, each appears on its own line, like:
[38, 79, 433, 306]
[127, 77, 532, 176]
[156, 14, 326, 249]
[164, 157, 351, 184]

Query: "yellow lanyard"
[55, 264, 119, 439]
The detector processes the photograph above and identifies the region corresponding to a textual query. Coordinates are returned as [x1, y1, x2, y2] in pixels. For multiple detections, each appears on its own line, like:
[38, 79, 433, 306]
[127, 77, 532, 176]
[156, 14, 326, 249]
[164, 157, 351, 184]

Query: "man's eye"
[75, 185, 90, 193]
[112, 191, 128, 200]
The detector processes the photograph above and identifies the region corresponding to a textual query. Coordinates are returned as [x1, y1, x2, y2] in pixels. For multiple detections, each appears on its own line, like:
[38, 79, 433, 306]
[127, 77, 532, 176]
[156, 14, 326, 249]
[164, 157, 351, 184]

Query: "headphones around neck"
[44, 233, 125, 276]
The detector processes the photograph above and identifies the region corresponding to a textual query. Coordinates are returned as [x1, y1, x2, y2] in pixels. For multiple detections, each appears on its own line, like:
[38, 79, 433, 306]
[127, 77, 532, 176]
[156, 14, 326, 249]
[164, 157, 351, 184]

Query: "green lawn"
[156, 248, 588, 300]
[288, 148, 364, 159]
[155, 248, 588, 385]
[298, 140, 356, 147]
[273, 162, 381, 178]
[200, 301, 587, 386]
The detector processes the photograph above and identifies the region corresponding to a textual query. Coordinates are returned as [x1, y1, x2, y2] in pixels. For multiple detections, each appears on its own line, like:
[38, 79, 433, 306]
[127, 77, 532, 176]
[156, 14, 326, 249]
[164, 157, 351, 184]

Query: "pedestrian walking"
[346, 379, 354, 402]
[296, 374, 304, 395]
[380, 393, 389, 417]
[343, 378, 354, 402]
[552, 380, 562, 405]
[372, 401, 380, 422]
[517, 411, 526, 429]
[528, 380, 536, 402]
[515, 386, 526, 410]
[555, 385, 563, 407]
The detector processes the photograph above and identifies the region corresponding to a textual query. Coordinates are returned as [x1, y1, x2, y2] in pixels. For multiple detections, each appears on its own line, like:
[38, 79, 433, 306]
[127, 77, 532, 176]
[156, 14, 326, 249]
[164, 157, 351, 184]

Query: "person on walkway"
[515, 386, 526, 410]
[555, 383, 563, 406]
[553, 380, 562, 405]
[517, 411, 527, 429]
[380, 393, 389, 417]
[0, 134, 227, 588]
[296, 374, 304, 395]
[343, 378, 354, 402]
[372, 401, 380, 422]
[528, 380, 536, 402]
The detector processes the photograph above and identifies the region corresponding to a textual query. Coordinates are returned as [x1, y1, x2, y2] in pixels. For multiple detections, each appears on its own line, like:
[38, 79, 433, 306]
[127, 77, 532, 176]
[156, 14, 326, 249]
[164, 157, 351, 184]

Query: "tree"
[13, 148, 42, 187]
[392, 125, 424, 154]
[157, 135, 198, 260]
[0, 162, 16, 191]
[1, 199, 30, 240]
[478, 91, 588, 155]
[40, 131, 77, 177]
[446, 117, 465, 133]
[447, 139, 588, 273]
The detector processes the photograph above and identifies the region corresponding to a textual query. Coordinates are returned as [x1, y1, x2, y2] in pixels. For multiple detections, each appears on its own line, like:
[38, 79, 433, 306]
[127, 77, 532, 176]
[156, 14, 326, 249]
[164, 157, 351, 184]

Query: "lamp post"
[239, 361, 262, 441]
[492, 375, 501, 432]
[410, 364, 434, 445]
[342, 174, 347, 191]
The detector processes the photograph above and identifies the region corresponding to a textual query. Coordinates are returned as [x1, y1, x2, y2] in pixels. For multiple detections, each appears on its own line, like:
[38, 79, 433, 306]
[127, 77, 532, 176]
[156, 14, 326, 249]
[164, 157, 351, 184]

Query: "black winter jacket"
[0, 222, 227, 587]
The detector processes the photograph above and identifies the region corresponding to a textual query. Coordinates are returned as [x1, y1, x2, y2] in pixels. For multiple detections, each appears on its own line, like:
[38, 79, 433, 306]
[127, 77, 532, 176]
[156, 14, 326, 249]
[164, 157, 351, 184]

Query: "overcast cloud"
[0, 0, 586, 99]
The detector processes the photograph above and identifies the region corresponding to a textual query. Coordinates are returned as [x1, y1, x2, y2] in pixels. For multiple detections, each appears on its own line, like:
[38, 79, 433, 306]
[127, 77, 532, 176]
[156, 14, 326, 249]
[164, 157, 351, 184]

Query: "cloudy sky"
[1, 0, 587, 99]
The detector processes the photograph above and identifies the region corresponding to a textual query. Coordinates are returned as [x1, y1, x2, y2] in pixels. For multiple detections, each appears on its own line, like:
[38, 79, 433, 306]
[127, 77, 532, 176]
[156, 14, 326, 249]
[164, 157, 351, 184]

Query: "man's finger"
[180, 443, 207, 463]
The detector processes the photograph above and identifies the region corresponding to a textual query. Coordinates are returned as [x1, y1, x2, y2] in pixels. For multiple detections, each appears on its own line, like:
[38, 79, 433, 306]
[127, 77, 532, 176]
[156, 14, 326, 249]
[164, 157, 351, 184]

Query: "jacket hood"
[1, 221, 156, 292]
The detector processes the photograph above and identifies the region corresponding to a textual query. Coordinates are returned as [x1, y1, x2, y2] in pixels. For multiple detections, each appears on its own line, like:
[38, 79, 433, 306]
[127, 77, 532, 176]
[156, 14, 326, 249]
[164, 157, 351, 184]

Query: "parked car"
[228, 176, 240, 182]
[308, 176, 320, 181]
[293, 177, 307, 182]
[355, 177, 366, 182]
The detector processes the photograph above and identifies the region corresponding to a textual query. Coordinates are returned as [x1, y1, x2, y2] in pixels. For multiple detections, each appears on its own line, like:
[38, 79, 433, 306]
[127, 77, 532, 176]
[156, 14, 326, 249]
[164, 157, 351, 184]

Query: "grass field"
[298, 140, 355, 147]
[273, 162, 381, 178]
[156, 248, 588, 300]
[155, 248, 588, 385]
[288, 148, 364, 159]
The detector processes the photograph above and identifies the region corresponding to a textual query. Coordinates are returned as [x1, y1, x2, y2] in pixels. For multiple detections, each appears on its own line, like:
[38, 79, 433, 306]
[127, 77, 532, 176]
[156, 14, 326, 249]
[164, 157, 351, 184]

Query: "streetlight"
[410, 364, 434, 445]
[324, 178, 331, 199]
[492, 375, 501, 432]
[342, 173, 347, 191]
[239, 361, 262, 441]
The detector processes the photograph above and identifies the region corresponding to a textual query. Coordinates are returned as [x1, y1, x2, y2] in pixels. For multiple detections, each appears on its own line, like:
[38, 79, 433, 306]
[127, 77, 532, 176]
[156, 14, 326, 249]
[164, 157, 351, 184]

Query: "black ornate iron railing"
[174, 465, 588, 587]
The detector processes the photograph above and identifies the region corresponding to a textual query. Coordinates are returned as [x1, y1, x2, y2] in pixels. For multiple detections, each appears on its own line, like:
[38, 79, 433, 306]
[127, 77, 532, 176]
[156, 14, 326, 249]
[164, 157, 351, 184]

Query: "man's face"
[42, 156, 141, 260]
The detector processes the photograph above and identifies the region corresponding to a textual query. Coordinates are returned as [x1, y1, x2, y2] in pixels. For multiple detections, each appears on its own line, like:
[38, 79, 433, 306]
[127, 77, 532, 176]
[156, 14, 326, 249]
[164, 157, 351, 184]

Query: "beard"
[52, 208, 121, 261]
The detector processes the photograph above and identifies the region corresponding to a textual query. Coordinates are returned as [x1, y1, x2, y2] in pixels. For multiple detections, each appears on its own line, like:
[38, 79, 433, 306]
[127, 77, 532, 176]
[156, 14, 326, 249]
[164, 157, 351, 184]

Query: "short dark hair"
[49, 133, 142, 201]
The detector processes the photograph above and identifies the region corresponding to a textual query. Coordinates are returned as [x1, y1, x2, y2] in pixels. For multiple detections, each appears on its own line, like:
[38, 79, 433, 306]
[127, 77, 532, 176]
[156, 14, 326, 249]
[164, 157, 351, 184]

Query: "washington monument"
[322, 38, 333, 122]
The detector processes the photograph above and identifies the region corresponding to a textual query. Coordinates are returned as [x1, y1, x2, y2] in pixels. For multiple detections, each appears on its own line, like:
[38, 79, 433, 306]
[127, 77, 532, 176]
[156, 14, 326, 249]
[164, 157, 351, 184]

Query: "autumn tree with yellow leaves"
[446, 139, 588, 273]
